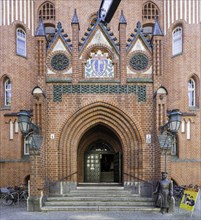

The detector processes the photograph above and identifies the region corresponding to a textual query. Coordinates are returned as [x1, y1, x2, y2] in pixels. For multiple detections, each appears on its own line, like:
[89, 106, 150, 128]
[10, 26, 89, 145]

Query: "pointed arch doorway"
[77, 124, 122, 183]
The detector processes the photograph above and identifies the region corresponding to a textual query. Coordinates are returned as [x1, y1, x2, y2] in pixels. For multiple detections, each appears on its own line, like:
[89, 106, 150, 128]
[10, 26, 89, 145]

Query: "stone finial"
[55, 22, 64, 34]
[152, 17, 163, 36]
[71, 9, 79, 24]
[119, 10, 127, 24]
[35, 17, 45, 36]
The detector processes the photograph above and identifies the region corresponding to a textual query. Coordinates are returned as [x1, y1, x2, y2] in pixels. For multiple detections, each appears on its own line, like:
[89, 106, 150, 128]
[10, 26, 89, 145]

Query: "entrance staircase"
[41, 184, 159, 211]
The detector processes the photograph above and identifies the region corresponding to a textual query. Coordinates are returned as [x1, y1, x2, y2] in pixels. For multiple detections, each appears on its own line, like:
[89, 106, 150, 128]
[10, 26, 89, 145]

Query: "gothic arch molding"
[58, 102, 145, 182]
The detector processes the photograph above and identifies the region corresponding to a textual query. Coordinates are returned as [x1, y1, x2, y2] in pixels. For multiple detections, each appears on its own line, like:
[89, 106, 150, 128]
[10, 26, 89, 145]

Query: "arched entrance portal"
[77, 124, 122, 183]
[59, 102, 144, 184]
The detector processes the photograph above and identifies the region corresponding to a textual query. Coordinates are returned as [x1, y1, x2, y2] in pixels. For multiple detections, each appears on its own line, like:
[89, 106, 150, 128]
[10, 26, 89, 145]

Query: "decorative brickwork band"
[53, 85, 146, 102]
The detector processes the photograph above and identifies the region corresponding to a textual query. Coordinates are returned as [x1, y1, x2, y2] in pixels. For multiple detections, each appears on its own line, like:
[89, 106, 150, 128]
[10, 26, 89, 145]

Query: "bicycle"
[1, 185, 28, 206]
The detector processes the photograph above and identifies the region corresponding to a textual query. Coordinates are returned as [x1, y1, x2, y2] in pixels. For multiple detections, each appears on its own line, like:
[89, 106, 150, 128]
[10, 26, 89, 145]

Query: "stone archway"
[58, 102, 144, 183]
[77, 124, 122, 183]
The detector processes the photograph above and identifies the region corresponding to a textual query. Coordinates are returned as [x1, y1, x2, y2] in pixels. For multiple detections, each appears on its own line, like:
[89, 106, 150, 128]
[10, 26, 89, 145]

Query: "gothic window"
[188, 78, 196, 107]
[85, 50, 114, 78]
[39, 2, 55, 21]
[38, 2, 55, 41]
[16, 28, 26, 56]
[142, 2, 159, 20]
[24, 136, 30, 155]
[172, 27, 182, 56]
[4, 78, 11, 106]
[171, 135, 178, 156]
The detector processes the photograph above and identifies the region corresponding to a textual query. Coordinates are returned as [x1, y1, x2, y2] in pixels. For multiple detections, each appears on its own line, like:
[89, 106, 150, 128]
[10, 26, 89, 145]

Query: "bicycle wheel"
[19, 191, 28, 201]
[2, 194, 14, 206]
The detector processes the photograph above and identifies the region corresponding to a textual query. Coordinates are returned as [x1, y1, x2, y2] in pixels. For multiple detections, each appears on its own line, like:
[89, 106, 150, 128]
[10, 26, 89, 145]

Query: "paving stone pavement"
[0, 199, 200, 220]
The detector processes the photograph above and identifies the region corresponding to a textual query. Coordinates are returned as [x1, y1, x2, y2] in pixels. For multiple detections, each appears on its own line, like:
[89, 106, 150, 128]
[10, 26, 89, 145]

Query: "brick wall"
[0, 0, 201, 190]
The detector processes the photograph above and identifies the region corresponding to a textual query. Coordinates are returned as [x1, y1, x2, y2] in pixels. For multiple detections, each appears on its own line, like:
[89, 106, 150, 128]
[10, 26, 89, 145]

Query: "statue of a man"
[153, 172, 175, 214]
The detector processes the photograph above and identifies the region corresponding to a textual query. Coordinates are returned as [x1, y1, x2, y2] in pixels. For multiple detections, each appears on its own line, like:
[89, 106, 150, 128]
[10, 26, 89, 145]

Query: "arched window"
[39, 2, 55, 21]
[4, 78, 11, 106]
[172, 27, 182, 56]
[142, 1, 159, 20]
[16, 28, 26, 56]
[38, 2, 56, 42]
[171, 135, 178, 156]
[24, 136, 30, 155]
[188, 78, 196, 107]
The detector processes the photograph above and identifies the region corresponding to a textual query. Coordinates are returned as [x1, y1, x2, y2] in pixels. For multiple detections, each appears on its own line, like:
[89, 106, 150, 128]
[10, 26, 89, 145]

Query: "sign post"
[180, 188, 200, 217]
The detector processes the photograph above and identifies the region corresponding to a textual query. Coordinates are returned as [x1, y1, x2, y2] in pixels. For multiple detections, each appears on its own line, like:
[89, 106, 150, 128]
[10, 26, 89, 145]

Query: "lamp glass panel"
[18, 114, 30, 134]
[168, 111, 181, 132]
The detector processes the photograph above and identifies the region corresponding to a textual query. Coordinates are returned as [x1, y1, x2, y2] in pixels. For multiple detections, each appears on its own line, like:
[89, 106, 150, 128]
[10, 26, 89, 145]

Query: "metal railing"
[60, 171, 78, 181]
[123, 172, 154, 186]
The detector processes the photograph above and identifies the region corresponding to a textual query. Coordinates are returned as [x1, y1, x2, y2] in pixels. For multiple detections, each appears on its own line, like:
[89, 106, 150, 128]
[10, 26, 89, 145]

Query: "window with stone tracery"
[38, 2, 56, 42]
[85, 50, 114, 78]
[39, 2, 55, 21]
[142, 1, 159, 20]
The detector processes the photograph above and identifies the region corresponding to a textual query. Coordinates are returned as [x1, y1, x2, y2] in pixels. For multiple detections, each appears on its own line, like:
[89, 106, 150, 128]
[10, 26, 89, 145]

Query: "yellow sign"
[180, 189, 199, 212]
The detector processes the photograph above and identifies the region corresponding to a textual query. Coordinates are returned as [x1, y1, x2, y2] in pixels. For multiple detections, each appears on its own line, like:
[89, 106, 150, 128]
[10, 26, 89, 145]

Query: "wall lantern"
[98, 0, 121, 23]
[18, 110, 31, 135]
[168, 109, 182, 133]
[158, 109, 182, 172]
[18, 110, 42, 150]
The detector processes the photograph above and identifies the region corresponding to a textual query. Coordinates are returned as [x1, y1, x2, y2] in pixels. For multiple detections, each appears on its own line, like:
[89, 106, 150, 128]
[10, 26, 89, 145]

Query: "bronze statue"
[153, 172, 175, 214]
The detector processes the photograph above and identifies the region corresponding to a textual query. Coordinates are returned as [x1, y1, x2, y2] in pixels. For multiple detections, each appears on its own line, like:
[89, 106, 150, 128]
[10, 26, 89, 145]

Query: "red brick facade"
[0, 0, 201, 200]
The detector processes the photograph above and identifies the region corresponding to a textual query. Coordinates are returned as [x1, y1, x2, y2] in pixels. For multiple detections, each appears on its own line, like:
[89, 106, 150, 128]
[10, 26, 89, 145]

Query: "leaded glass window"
[16, 28, 26, 56]
[142, 2, 159, 20]
[172, 27, 182, 56]
[4, 78, 11, 106]
[188, 78, 195, 107]
[85, 50, 114, 78]
[39, 2, 55, 21]
[24, 136, 30, 155]
[171, 135, 178, 156]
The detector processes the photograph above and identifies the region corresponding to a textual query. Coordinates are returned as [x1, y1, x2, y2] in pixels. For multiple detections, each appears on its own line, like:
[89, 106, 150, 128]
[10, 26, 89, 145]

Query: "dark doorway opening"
[84, 139, 121, 183]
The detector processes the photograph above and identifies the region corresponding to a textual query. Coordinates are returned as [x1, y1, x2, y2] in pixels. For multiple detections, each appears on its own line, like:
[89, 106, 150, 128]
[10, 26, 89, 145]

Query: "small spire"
[152, 17, 163, 36]
[72, 9, 79, 24]
[119, 10, 127, 24]
[35, 17, 45, 36]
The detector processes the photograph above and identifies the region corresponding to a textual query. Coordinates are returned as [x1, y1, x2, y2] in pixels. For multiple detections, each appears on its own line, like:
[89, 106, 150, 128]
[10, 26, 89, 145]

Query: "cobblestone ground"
[0, 199, 200, 220]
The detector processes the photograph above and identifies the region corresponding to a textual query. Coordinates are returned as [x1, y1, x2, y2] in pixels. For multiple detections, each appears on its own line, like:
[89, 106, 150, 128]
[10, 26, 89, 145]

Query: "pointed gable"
[79, 20, 119, 57]
[87, 28, 112, 49]
[127, 21, 152, 54]
[132, 39, 147, 52]
[48, 22, 72, 54]
[52, 38, 67, 52]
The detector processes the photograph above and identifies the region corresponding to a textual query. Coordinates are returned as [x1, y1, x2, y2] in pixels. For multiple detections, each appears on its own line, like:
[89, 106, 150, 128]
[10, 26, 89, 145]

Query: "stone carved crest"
[85, 50, 114, 78]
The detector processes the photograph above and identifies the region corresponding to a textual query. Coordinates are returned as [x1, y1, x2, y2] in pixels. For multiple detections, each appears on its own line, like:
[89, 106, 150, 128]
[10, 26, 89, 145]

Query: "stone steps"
[42, 185, 159, 212]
